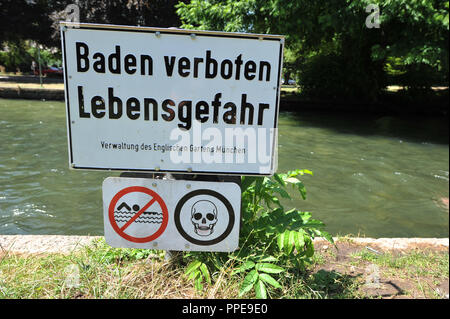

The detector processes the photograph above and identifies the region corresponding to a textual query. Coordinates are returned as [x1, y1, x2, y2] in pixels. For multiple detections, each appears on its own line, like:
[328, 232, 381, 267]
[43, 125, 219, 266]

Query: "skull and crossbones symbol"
[190, 200, 218, 236]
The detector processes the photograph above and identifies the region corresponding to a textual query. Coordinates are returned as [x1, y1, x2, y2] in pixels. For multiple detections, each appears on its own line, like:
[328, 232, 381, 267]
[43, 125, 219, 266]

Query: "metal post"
[37, 45, 43, 88]
[164, 250, 174, 261]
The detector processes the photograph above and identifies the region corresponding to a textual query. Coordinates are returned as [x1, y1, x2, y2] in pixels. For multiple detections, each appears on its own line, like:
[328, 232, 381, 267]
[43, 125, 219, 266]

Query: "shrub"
[183, 170, 333, 298]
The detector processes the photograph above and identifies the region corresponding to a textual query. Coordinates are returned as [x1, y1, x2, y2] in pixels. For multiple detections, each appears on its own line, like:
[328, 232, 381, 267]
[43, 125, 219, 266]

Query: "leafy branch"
[183, 169, 333, 298]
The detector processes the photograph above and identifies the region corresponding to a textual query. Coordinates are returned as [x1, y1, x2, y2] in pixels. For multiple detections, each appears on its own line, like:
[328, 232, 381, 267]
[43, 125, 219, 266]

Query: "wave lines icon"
[114, 201, 163, 224]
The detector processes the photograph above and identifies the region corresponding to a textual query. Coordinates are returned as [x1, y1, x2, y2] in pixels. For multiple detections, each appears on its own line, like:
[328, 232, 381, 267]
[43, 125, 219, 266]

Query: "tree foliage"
[2, 0, 447, 98]
[177, 0, 449, 100]
[1, 1, 187, 47]
[0, 0, 54, 46]
[47, 0, 188, 45]
[1, 0, 187, 71]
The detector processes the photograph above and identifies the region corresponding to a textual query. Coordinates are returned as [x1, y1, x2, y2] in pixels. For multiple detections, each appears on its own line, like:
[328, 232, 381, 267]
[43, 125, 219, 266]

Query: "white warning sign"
[61, 23, 284, 175]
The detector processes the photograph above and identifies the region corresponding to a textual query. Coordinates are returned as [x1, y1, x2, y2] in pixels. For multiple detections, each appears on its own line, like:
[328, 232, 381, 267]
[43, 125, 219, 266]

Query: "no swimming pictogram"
[108, 186, 168, 243]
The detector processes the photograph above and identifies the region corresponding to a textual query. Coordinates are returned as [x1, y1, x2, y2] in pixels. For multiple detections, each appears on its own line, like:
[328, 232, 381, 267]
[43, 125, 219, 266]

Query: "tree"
[0, 0, 54, 46]
[176, 0, 449, 101]
[374, 0, 449, 89]
[47, 0, 188, 45]
[1, 1, 188, 47]
[1, 0, 189, 71]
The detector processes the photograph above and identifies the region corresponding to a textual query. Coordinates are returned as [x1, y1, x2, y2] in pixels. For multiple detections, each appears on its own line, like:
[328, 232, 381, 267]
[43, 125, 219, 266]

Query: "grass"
[350, 249, 449, 280]
[0, 238, 448, 299]
[0, 239, 196, 299]
[347, 248, 449, 299]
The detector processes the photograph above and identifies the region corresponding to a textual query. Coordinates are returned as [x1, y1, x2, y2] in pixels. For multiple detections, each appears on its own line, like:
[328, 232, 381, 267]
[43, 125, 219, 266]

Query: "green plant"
[83, 238, 163, 264]
[183, 169, 334, 298]
[0, 40, 62, 73]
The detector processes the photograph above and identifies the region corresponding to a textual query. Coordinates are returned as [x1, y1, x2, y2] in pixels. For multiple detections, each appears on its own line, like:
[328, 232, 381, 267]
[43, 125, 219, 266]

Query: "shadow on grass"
[305, 269, 362, 299]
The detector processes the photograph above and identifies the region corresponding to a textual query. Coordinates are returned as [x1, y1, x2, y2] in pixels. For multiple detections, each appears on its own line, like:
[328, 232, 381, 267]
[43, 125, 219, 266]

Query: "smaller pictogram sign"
[108, 186, 168, 243]
[103, 177, 241, 251]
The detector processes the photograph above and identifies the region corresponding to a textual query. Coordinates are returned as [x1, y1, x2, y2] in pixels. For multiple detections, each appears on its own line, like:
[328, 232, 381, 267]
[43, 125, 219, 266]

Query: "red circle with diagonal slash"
[108, 186, 168, 243]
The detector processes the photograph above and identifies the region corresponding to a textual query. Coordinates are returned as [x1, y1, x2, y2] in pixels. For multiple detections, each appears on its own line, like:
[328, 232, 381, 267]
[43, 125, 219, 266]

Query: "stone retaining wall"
[0, 235, 448, 255]
[0, 87, 64, 101]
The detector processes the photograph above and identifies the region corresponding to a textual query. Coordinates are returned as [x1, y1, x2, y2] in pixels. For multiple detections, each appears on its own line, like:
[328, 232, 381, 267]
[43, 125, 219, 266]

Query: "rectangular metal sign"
[102, 177, 241, 252]
[61, 23, 284, 175]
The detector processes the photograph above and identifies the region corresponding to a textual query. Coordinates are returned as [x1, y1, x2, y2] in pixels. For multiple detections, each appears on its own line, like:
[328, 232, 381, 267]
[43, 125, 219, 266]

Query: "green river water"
[0, 98, 448, 237]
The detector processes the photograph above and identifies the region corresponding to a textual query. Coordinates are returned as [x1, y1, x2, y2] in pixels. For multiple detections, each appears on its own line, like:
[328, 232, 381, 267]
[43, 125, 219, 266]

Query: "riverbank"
[280, 87, 449, 116]
[0, 86, 64, 100]
[0, 235, 448, 299]
[0, 75, 64, 100]
[0, 75, 448, 115]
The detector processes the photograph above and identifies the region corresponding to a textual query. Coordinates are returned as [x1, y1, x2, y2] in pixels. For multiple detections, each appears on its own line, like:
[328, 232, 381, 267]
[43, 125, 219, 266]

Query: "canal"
[0, 98, 448, 237]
